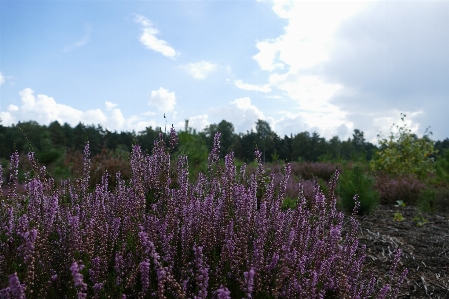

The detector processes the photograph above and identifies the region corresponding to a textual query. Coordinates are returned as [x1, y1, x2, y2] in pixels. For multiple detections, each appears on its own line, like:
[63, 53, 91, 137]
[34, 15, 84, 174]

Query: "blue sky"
[1, 0, 449, 143]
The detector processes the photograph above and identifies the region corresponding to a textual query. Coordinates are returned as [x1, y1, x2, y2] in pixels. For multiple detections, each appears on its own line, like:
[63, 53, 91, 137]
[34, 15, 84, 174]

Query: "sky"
[1, 0, 449, 143]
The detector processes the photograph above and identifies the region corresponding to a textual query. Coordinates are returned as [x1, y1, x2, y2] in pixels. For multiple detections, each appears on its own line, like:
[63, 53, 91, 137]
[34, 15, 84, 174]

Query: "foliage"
[337, 164, 379, 215]
[413, 214, 428, 227]
[417, 186, 449, 214]
[434, 148, 449, 184]
[177, 127, 209, 181]
[290, 161, 338, 181]
[393, 212, 405, 222]
[0, 129, 407, 298]
[0, 119, 383, 166]
[375, 174, 426, 205]
[418, 187, 437, 213]
[371, 113, 437, 180]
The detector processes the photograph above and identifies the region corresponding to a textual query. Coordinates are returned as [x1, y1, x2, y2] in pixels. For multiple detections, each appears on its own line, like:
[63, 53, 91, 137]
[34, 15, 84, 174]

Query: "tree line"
[0, 119, 448, 165]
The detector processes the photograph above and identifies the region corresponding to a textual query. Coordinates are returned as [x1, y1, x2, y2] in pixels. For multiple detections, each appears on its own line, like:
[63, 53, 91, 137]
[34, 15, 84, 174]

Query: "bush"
[434, 148, 449, 184]
[418, 187, 437, 213]
[371, 113, 437, 180]
[375, 174, 426, 205]
[418, 186, 449, 214]
[337, 164, 379, 215]
[0, 130, 406, 298]
[290, 161, 338, 181]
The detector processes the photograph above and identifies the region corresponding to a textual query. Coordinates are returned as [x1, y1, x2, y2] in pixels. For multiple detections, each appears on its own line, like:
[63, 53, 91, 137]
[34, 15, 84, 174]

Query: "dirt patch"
[351, 204, 449, 298]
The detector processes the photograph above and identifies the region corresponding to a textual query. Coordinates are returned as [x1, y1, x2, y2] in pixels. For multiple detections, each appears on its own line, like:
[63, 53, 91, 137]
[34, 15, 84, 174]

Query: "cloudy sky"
[1, 0, 448, 143]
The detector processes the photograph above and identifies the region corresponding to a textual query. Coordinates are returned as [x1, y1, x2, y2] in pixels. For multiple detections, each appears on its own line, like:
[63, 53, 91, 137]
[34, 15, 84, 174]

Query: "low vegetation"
[0, 129, 410, 298]
[0, 115, 448, 298]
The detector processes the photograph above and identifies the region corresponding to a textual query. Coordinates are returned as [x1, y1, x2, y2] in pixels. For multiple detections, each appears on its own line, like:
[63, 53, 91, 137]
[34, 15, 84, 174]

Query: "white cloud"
[149, 87, 176, 112]
[234, 80, 271, 93]
[63, 24, 91, 52]
[181, 114, 210, 132]
[253, 40, 285, 72]
[209, 97, 273, 133]
[0, 72, 4, 85]
[256, 1, 369, 72]
[0, 88, 160, 133]
[181, 61, 217, 79]
[7, 105, 18, 112]
[105, 101, 118, 111]
[250, 1, 372, 136]
[135, 14, 177, 58]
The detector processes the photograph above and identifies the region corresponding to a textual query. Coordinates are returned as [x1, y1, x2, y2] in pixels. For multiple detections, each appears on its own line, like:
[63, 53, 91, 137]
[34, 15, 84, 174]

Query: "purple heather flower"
[139, 259, 150, 292]
[216, 285, 231, 299]
[243, 268, 255, 298]
[0, 165, 3, 196]
[208, 132, 221, 173]
[70, 261, 87, 299]
[194, 245, 209, 299]
[377, 284, 390, 299]
[93, 283, 103, 293]
[8, 273, 25, 299]
[114, 254, 125, 287]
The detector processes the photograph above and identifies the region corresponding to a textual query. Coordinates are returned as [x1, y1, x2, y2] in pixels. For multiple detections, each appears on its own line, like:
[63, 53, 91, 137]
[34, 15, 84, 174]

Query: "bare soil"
[352, 204, 449, 298]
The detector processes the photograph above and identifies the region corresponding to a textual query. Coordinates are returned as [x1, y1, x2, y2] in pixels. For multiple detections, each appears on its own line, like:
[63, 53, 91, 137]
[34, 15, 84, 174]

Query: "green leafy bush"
[371, 113, 437, 180]
[434, 148, 449, 184]
[337, 164, 379, 215]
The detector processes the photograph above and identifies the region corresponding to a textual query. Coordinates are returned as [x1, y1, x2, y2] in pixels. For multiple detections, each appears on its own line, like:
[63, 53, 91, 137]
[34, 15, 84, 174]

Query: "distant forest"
[0, 119, 448, 165]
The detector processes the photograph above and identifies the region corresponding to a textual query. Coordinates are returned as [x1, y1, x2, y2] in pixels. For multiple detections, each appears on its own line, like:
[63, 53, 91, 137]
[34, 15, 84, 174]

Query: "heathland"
[0, 116, 448, 298]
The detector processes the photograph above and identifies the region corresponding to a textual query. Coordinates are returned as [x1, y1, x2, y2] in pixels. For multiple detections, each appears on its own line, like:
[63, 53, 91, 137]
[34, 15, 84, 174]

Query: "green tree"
[177, 126, 208, 180]
[204, 120, 235, 158]
[255, 119, 274, 162]
[338, 164, 379, 215]
[49, 121, 66, 148]
[371, 113, 437, 180]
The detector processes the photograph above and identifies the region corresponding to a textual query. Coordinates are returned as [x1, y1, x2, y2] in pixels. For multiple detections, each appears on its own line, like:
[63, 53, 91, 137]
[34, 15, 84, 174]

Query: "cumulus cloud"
[254, 1, 449, 140]
[176, 114, 210, 132]
[149, 87, 176, 112]
[135, 14, 177, 58]
[250, 1, 370, 136]
[0, 72, 4, 85]
[181, 61, 217, 79]
[209, 97, 273, 133]
[105, 101, 118, 111]
[63, 24, 92, 52]
[0, 88, 159, 133]
[234, 80, 271, 93]
[7, 105, 19, 112]
[255, 1, 369, 72]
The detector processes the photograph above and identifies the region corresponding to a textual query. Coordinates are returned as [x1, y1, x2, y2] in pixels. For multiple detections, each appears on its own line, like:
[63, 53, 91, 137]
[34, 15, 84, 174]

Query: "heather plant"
[371, 113, 437, 180]
[337, 164, 379, 215]
[375, 174, 426, 205]
[290, 161, 337, 181]
[0, 128, 407, 298]
[89, 147, 132, 189]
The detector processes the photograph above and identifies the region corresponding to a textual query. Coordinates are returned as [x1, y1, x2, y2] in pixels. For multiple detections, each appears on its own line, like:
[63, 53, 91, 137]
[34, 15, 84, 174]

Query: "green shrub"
[418, 187, 437, 213]
[434, 148, 449, 184]
[281, 196, 298, 210]
[418, 186, 449, 214]
[371, 113, 437, 180]
[337, 164, 379, 215]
